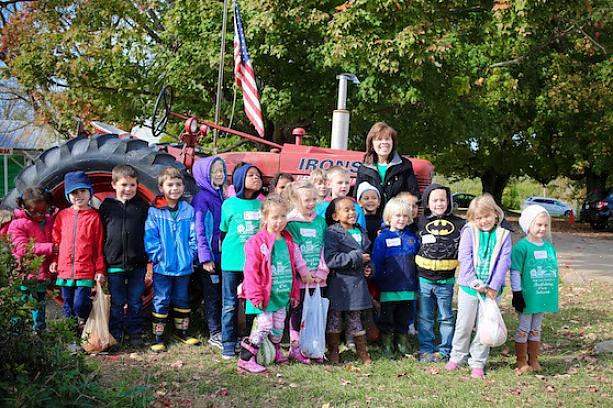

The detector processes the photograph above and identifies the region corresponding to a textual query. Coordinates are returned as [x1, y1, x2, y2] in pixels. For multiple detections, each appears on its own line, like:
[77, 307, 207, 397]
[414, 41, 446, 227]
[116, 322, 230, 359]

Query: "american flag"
[234, 1, 264, 137]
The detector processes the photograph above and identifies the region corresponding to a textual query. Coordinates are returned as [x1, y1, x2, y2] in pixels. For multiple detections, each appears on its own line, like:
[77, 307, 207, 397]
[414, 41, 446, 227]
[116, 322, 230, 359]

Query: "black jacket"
[356, 153, 419, 206]
[415, 184, 466, 281]
[99, 196, 150, 269]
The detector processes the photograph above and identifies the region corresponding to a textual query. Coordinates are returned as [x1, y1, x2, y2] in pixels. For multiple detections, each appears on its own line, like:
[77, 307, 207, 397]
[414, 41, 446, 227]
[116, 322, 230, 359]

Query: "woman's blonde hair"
[284, 180, 316, 211]
[466, 193, 504, 226]
[382, 197, 413, 225]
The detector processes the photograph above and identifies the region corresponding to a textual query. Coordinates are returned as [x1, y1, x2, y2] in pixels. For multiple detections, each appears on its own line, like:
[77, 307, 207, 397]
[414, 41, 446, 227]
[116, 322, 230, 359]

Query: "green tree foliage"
[0, 1, 610, 200]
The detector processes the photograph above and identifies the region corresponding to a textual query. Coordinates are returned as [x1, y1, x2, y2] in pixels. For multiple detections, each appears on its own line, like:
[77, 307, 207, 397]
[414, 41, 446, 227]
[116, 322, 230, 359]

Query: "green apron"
[520, 240, 559, 314]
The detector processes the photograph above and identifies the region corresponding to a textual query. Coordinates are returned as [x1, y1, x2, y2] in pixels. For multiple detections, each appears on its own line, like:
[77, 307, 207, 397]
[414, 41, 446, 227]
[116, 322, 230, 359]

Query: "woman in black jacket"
[356, 122, 419, 209]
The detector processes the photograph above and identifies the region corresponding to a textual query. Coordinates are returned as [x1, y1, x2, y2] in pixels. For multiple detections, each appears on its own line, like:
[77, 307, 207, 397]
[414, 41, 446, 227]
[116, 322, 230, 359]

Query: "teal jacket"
[144, 197, 197, 276]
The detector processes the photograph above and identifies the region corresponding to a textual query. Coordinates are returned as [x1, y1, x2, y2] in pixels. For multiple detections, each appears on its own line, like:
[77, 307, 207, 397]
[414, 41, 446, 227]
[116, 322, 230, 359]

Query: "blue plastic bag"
[300, 285, 329, 359]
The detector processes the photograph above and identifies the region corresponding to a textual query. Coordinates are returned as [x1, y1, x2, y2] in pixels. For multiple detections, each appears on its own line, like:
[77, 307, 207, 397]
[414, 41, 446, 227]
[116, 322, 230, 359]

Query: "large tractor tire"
[1, 133, 198, 311]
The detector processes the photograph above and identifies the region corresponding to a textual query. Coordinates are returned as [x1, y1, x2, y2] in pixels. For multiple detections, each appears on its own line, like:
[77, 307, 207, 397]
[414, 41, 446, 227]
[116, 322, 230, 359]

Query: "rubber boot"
[326, 332, 341, 364]
[288, 341, 311, 364]
[151, 319, 167, 353]
[396, 334, 410, 357]
[354, 334, 372, 364]
[272, 341, 288, 364]
[174, 311, 201, 346]
[381, 334, 395, 359]
[237, 338, 267, 374]
[527, 340, 542, 371]
[515, 342, 531, 374]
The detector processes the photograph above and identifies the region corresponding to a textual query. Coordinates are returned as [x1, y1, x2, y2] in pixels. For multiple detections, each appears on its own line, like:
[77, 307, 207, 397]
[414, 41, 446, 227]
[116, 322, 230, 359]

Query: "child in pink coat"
[9, 186, 57, 333]
[238, 194, 310, 374]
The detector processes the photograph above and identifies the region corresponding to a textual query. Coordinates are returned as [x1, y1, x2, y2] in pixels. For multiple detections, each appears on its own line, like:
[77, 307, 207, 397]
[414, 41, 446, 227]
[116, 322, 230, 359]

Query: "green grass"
[94, 281, 613, 407]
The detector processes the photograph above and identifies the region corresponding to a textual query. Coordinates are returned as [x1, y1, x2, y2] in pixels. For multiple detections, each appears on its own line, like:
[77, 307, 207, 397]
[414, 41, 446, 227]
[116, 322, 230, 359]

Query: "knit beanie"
[519, 204, 549, 234]
[64, 171, 94, 201]
[356, 182, 380, 201]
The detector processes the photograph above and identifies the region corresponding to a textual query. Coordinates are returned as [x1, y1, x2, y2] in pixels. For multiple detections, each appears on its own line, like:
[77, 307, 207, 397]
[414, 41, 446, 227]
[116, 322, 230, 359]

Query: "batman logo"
[425, 219, 455, 236]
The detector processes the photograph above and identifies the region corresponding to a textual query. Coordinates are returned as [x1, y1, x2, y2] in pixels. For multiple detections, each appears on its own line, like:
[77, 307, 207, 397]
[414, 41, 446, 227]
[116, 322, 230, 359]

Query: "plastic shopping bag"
[477, 295, 507, 347]
[81, 281, 117, 353]
[300, 285, 330, 359]
[249, 319, 275, 366]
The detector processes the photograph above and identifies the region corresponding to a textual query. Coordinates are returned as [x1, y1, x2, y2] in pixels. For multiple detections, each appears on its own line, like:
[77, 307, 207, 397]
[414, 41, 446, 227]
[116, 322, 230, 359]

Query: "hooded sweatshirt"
[9, 208, 57, 282]
[415, 183, 466, 281]
[285, 209, 329, 288]
[220, 163, 262, 271]
[192, 157, 226, 264]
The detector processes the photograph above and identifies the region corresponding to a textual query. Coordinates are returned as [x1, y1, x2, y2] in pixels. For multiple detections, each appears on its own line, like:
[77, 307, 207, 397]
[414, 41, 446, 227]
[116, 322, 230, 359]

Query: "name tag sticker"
[300, 228, 317, 238]
[386, 238, 401, 247]
[534, 250, 548, 260]
[422, 234, 436, 244]
[244, 211, 260, 221]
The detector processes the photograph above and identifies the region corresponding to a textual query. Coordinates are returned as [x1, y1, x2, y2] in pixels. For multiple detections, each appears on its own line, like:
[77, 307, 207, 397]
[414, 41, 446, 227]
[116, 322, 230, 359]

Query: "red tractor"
[2, 86, 433, 308]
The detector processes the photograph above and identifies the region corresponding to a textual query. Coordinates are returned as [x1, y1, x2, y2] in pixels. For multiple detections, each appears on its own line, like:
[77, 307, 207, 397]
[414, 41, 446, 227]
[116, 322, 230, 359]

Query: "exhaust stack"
[331, 73, 360, 150]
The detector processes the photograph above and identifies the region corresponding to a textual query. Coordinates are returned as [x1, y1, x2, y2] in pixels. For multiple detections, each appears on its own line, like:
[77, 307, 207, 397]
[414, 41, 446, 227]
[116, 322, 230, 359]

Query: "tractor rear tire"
[1, 133, 196, 209]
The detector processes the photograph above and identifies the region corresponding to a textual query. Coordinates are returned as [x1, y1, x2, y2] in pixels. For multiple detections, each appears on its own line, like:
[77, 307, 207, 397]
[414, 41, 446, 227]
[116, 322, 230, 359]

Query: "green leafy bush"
[0, 236, 150, 407]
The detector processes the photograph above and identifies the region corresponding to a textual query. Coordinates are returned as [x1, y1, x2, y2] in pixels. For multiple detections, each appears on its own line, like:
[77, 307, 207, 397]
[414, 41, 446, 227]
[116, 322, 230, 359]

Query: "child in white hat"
[511, 205, 559, 374]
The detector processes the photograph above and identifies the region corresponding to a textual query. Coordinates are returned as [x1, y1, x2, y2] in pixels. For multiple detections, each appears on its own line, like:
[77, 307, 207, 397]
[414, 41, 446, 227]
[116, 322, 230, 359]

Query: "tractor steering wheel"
[151, 85, 174, 138]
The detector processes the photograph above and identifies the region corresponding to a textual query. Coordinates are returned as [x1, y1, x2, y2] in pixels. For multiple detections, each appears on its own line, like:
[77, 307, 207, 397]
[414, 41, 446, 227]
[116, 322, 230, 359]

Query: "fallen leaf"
[535, 375, 546, 380]
[128, 352, 143, 361]
[567, 366, 579, 375]
[276, 373, 283, 378]
[588, 385, 599, 393]
[288, 383, 299, 388]
[546, 384, 556, 393]
[511, 388, 521, 396]
[170, 360, 184, 369]
[277, 378, 287, 385]
[340, 379, 352, 386]
[216, 388, 229, 397]
[345, 364, 361, 373]
[397, 372, 407, 377]
[425, 366, 440, 375]
[500, 346, 510, 357]
[322, 404, 331, 408]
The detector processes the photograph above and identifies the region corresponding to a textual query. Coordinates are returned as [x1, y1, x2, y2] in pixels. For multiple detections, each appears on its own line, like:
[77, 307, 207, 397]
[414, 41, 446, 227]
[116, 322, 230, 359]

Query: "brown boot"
[515, 342, 531, 374]
[326, 332, 341, 364]
[527, 340, 542, 371]
[353, 334, 372, 364]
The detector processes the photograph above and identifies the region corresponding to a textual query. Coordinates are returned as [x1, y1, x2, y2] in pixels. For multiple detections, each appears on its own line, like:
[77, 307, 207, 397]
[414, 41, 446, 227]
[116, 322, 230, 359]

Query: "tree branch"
[574, 22, 607, 53]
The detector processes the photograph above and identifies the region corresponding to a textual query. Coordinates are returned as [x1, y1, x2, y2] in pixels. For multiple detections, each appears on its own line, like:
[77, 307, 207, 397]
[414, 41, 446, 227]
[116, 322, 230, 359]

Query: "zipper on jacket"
[71, 210, 79, 279]
[122, 202, 127, 269]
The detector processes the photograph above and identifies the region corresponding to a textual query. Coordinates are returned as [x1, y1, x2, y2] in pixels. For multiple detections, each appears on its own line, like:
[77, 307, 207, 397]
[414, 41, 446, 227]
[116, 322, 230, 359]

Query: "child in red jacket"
[51, 171, 105, 332]
[238, 194, 309, 374]
[9, 186, 57, 333]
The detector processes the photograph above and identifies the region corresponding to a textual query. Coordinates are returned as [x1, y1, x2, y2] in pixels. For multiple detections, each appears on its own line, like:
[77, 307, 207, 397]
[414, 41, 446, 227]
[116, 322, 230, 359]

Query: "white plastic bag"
[300, 285, 329, 359]
[81, 281, 117, 353]
[477, 295, 507, 347]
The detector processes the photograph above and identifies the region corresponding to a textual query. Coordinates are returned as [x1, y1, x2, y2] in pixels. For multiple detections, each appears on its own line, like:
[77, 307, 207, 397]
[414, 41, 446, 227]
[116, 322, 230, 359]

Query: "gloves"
[512, 291, 526, 313]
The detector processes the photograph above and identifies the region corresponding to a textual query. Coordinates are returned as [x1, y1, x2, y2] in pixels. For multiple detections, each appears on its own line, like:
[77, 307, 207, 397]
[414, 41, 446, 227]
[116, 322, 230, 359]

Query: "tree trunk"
[480, 171, 511, 206]
[585, 167, 609, 196]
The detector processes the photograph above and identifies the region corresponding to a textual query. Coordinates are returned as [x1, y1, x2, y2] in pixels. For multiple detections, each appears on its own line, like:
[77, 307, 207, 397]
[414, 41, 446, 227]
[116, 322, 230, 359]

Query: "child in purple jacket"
[192, 157, 226, 349]
[445, 194, 512, 379]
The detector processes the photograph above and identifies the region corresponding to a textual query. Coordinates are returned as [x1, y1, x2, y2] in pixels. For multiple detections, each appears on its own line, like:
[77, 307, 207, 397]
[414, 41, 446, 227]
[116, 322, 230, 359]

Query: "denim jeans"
[61, 286, 92, 320]
[221, 271, 254, 355]
[197, 264, 222, 336]
[152, 273, 190, 316]
[417, 281, 455, 355]
[108, 267, 146, 340]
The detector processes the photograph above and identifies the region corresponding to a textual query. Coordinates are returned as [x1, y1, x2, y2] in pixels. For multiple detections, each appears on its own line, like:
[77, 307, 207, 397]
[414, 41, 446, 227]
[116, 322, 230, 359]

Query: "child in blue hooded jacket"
[145, 167, 198, 352]
[219, 162, 263, 359]
[192, 156, 226, 350]
[372, 198, 420, 358]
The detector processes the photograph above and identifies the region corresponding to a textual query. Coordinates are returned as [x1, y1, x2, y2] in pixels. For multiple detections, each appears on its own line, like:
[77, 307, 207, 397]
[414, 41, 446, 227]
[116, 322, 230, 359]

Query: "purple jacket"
[457, 223, 512, 292]
[192, 156, 226, 264]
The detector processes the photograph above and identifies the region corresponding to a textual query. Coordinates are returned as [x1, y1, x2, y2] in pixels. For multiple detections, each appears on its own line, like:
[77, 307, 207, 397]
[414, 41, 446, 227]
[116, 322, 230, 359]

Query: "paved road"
[551, 232, 613, 284]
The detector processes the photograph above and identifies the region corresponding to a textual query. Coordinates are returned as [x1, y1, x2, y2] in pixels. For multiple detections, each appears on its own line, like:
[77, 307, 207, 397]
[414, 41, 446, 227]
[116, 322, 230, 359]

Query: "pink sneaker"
[289, 347, 311, 364]
[445, 361, 459, 371]
[471, 367, 485, 379]
[273, 342, 288, 364]
[237, 339, 267, 374]
[311, 356, 325, 364]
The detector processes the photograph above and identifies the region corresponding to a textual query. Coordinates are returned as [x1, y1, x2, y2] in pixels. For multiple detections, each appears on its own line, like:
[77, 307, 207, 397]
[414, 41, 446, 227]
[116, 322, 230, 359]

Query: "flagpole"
[213, 0, 230, 153]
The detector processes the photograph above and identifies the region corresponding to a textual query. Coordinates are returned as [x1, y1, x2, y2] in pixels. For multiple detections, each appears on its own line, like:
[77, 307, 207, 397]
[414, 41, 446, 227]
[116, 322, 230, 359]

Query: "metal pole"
[213, 0, 230, 153]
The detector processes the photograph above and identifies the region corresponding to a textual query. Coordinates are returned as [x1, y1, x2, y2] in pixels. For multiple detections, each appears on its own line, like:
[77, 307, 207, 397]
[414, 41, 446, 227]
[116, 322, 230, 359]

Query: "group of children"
[5, 157, 559, 379]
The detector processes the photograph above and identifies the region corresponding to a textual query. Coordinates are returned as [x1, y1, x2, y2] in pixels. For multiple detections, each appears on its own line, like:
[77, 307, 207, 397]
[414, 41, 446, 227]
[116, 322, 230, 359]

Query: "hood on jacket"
[232, 163, 261, 199]
[152, 195, 183, 210]
[193, 156, 226, 195]
[422, 183, 453, 217]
